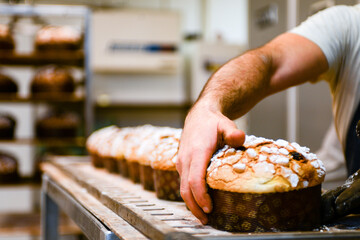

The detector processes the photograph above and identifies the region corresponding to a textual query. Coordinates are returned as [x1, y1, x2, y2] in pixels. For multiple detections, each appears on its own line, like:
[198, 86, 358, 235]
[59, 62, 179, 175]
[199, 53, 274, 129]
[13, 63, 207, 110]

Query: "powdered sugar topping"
[206, 134, 326, 191]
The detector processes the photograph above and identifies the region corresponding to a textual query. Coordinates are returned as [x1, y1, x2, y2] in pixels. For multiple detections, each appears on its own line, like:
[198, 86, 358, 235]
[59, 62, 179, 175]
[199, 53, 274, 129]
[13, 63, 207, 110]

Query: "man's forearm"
[197, 48, 273, 120]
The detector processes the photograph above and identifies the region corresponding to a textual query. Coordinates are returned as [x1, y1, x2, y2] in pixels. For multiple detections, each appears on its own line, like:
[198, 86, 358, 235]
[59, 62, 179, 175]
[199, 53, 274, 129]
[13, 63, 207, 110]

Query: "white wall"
[204, 0, 248, 45]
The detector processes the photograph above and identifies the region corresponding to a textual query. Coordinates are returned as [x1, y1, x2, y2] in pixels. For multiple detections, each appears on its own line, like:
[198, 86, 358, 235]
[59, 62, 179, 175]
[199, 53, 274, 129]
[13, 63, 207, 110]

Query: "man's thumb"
[219, 120, 245, 148]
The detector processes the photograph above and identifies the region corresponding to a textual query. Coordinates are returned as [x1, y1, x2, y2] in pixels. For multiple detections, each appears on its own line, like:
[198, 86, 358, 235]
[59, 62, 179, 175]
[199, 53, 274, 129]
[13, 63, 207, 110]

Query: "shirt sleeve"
[290, 5, 352, 70]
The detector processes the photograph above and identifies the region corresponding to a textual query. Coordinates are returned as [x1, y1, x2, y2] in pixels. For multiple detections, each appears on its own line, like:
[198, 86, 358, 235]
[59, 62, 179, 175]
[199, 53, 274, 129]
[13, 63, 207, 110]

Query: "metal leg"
[41, 191, 59, 240]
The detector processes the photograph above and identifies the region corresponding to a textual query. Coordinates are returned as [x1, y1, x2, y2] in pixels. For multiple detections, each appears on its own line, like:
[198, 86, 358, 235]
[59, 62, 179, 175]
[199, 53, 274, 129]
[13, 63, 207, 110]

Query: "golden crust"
[137, 127, 180, 166]
[35, 26, 81, 44]
[123, 125, 157, 163]
[206, 136, 326, 193]
[86, 125, 118, 155]
[150, 129, 181, 171]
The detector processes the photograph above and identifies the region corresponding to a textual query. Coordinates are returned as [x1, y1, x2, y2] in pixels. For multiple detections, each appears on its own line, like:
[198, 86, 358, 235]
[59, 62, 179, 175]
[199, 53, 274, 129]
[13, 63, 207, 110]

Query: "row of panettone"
[0, 65, 76, 97]
[87, 125, 327, 232]
[0, 24, 82, 51]
[86, 125, 183, 201]
[0, 111, 79, 139]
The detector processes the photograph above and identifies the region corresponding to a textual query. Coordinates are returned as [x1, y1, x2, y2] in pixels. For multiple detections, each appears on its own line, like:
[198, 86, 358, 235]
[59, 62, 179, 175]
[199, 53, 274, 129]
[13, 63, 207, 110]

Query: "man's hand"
[176, 103, 245, 224]
[322, 169, 360, 222]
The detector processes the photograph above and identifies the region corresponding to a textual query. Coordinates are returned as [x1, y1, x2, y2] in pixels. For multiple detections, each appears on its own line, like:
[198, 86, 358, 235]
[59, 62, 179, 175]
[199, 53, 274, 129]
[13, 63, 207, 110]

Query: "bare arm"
[176, 33, 328, 224]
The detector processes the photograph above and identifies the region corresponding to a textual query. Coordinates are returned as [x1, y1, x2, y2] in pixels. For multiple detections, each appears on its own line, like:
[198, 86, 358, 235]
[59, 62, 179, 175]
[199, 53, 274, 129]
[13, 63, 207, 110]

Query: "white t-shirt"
[290, 4, 360, 151]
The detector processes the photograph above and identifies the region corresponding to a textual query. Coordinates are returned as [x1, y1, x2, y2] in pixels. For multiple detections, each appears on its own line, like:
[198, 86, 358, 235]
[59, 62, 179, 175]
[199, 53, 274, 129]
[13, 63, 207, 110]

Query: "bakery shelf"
[0, 137, 86, 147]
[0, 94, 85, 103]
[0, 50, 84, 67]
[0, 212, 81, 237]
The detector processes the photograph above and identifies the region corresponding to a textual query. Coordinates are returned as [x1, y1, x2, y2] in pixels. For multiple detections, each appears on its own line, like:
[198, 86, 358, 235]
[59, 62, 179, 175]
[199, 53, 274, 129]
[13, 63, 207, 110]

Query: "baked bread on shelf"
[86, 125, 119, 168]
[123, 125, 158, 183]
[0, 73, 18, 94]
[0, 114, 16, 139]
[35, 111, 79, 139]
[137, 127, 178, 191]
[96, 127, 122, 173]
[0, 151, 19, 183]
[86, 125, 183, 195]
[35, 25, 82, 51]
[30, 65, 75, 97]
[206, 135, 326, 232]
[86, 125, 327, 232]
[150, 128, 182, 201]
[0, 24, 15, 51]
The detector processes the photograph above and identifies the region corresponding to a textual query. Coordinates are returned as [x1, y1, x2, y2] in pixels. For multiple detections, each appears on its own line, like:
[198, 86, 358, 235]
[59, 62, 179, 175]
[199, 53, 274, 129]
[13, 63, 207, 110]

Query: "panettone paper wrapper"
[36, 127, 76, 138]
[154, 169, 182, 201]
[129, 161, 140, 183]
[208, 184, 321, 232]
[103, 157, 118, 173]
[0, 127, 15, 139]
[140, 164, 155, 191]
[90, 154, 104, 168]
[118, 159, 129, 178]
[0, 172, 19, 184]
[36, 42, 82, 51]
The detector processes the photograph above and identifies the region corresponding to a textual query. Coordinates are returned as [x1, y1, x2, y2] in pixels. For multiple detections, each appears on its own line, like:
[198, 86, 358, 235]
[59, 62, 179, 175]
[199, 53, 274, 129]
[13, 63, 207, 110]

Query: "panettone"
[206, 135, 326, 232]
[107, 127, 133, 175]
[123, 125, 157, 183]
[0, 24, 14, 50]
[0, 114, 16, 139]
[35, 111, 79, 139]
[0, 73, 18, 94]
[136, 127, 178, 191]
[96, 127, 122, 173]
[86, 125, 119, 168]
[30, 65, 75, 97]
[35, 25, 82, 51]
[151, 129, 182, 201]
[0, 152, 19, 183]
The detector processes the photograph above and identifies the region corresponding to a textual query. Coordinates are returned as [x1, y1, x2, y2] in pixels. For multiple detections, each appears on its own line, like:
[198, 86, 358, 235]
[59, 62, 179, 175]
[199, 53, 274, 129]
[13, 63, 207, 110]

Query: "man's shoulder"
[322, 4, 360, 17]
[298, 4, 360, 30]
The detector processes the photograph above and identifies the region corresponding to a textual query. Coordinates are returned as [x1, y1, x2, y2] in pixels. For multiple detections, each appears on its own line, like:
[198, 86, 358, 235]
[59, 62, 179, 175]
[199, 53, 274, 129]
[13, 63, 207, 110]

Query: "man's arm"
[176, 32, 329, 224]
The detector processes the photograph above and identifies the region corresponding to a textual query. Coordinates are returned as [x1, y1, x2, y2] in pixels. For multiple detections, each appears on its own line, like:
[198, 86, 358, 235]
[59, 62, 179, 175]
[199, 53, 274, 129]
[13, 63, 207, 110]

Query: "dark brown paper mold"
[114, 159, 122, 175]
[208, 185, 321, 232]
[0, 152, 19, 184]
[36, 42, 82, 51]
[140, 165, 155, 191]
[91, 154, 104, 168]
[154, 169, 182, 201]
[129, 161, 140, 183]
[119, 159, 129, 178]
[103, 157, 118, 173]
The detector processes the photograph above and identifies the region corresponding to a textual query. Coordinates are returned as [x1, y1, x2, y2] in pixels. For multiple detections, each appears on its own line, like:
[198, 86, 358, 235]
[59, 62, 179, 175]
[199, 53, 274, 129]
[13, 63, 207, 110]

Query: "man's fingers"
[335, 180, 360, 214]
[177, 137, 210, 224]
[218, 119, 246, 148]
[180, 173, 208, 224]
[321, 186, 345, 222]
[188, 149, 213, 214]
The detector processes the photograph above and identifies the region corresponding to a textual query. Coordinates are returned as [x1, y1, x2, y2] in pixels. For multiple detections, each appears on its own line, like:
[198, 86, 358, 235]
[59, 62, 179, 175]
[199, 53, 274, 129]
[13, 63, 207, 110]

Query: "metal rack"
[0, 4, 93, 135]
[0, 4, 92, 238]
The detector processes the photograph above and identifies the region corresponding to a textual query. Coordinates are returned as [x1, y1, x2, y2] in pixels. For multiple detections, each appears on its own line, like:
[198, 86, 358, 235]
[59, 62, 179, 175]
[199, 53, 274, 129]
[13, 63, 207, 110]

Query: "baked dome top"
[150, 128, 182, 171]
[206, 135, 326, 193]
[31, 65, 75, 94]
[35, 26, 81, 44]
[86, 125, 119, 155]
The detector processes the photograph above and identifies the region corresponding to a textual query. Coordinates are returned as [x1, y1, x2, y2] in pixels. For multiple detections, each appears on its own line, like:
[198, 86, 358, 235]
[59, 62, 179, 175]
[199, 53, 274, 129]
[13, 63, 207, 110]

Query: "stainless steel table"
[41, 160, 148, 240]
[42, 174, 122, 240]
